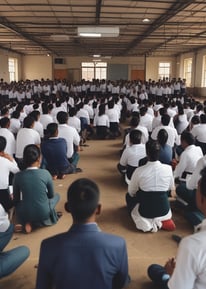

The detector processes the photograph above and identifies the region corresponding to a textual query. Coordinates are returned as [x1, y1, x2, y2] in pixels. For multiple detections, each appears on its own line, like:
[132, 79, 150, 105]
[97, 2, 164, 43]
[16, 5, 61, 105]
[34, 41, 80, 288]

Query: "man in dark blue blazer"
[36, 178, 129, 289]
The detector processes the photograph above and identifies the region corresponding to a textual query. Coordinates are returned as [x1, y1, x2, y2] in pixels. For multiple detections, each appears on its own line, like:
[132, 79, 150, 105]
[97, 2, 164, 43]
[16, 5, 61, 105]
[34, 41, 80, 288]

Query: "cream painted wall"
[22, 55, 52, 80]
[0, 49, 22, 82]
[145, 56, 176, 80]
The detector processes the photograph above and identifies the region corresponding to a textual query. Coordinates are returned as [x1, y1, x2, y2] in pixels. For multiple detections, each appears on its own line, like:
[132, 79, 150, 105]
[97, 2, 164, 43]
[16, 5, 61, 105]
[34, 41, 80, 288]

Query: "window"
[81, 62, 107, 80]
[158, 62, 171, 79]
[8, 58, 18, 82]
[202, 56, 206, 87]
[183, 58, 192, 87]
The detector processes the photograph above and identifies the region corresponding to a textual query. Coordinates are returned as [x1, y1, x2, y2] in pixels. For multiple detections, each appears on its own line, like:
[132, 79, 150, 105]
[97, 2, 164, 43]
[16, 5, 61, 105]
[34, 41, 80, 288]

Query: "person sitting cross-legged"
[147, 166, 206, 289]
[126, 140, 175, 232]
[13, 144, 60, 233]
[0, 203, 30, 278]
[41, 123, 79, 179]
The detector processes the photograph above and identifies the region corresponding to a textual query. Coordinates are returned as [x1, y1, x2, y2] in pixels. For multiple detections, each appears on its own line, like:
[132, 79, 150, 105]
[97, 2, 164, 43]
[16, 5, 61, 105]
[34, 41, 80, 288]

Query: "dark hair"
[98, 104, 105, 116]
[0, 136, 6, 152]
[161, 114, 170, 126]
[0, 117, 10, 128]
[146, 140, 160, 161]
[29, 110, 40, 121]
[199, 167, 206, 198]
[66, 178, 100, 222]
[42, 103, 49, 114]
[191, 115, 200, 125]
[130, 115, 140, 127]
[181, 131, 195, 146]
[200, 114, 206, 124]
[69, 107, 77, 117]
[11, 110, 20, 119]
[23, 115, 35, 128]
[46, 122, 58, 137]
[157, 129, 168, 147]
[23, 144, 40, 168]
[129, 129, 142, 144]
[57, 111, 68, 124]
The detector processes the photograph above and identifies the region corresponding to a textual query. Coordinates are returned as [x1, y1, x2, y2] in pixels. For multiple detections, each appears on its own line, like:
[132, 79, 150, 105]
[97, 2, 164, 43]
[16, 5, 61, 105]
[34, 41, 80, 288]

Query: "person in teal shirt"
[13, 144, 60, 233]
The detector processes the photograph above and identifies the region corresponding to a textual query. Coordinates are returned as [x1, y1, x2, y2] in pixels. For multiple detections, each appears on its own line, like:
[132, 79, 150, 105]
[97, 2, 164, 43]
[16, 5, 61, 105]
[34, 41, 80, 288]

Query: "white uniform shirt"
[68, 116, 81, 133]
[120, 144, 146, 167]
[93, 114, 110, 127]
[0, 204, 10, 232]
[128, 161, 174, 197]
[39, 114, 53, 130]
[140, 113, 153, 132]
[0, 156, 19, 189]
[186, 155, 206, 190]
[58, 124, 80, 158]
[168, 219, 206, 289]
[191, 124, 206, 143]
[33, 121, 44, 138]
[0, 128, 16, 156]
[76, 108, 90, 125]
[9, 118, 21, 135]
[106, 108, 119, 123]
[151, 125, 179, 147]
[16, 128, 41, 158]
[174, 145, 203, 181]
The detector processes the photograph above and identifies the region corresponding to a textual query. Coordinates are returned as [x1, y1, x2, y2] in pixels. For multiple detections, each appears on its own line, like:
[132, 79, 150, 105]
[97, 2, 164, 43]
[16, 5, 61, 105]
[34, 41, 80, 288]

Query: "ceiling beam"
[95, 0, 102, 25]
[121, 0, 195, 55]
[0, 16, 59, 55]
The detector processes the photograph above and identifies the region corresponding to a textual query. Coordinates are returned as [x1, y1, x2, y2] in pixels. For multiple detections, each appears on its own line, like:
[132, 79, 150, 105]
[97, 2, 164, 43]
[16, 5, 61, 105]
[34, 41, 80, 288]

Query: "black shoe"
[75, 168, 83, 173]
[172, 234, 182, 244]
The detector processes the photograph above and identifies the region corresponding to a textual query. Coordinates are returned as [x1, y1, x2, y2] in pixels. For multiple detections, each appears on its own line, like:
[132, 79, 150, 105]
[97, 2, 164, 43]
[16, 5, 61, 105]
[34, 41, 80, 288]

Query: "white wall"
[0, 49, 22, 82]
[145, 56, 176, 80]
[22, 55, 52, 80]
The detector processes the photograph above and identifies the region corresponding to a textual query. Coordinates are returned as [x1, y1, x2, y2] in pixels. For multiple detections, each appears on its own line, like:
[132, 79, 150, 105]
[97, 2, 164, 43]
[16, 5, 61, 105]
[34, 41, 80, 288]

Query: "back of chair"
[139, 190, 170, 218]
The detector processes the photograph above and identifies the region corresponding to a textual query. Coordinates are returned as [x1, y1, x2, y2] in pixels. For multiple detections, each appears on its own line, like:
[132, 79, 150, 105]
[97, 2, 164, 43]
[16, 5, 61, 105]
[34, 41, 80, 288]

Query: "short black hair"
[0, 136, 6, 152]
[23, 144, 40, 168]
[129, 129, 142, 144]
[66, 178, 100, 222]
[146, 140, 160, 161]
[181, 131, 195, 145]
[161, 114, 170, 126]
[57, 111, 68, 124]
[157, 129, 168, 147]
[46, 122, 58, 137]
[23, 115, 35, 128]
[0, 117, 10, 128]
[29, 110, 40, 121]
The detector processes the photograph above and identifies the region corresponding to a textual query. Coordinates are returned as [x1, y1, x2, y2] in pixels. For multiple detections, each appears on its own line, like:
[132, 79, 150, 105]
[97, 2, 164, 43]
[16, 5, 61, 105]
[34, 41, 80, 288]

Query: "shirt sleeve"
[168, 238, 196, 289]
[128, 169, 139, 196]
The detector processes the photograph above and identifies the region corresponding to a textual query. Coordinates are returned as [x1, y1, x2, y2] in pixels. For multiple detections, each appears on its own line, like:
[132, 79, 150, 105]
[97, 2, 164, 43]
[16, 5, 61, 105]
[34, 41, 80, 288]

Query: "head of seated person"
[23, 144, 40, 169]
[146, 140, 160, 162]
[129, 129, 142, 146]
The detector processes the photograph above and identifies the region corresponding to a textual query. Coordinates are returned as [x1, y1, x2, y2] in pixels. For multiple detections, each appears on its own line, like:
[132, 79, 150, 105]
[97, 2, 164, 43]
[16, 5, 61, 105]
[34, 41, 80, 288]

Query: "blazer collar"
[69, 223, 101, 233]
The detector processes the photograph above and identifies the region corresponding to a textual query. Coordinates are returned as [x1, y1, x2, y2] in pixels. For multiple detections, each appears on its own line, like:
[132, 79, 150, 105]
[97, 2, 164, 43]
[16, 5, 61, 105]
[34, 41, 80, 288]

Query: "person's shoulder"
[41, 232, 68, 247]
[98, 231, 127, 247]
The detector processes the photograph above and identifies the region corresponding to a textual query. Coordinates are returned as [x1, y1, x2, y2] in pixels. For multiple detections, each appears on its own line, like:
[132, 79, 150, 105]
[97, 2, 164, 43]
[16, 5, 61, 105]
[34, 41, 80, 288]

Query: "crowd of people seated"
[1, 76, 206, 288]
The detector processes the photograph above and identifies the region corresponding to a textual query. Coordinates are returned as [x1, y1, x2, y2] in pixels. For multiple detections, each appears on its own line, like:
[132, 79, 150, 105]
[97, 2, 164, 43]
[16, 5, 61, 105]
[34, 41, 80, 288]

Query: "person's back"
[36, 178, 129, 289]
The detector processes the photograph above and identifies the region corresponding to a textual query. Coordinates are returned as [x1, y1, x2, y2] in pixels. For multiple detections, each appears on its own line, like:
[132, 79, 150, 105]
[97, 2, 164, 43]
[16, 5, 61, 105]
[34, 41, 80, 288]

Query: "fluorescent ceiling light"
[78, 26, 119, 37]
[79, 33, 101, 38]
[142, 18, 150, 23]
[93, 54, 101, 57]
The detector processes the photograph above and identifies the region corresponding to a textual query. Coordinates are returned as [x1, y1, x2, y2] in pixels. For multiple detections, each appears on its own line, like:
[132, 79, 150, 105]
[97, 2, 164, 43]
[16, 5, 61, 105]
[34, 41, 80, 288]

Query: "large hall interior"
[1, 1, 206, 289]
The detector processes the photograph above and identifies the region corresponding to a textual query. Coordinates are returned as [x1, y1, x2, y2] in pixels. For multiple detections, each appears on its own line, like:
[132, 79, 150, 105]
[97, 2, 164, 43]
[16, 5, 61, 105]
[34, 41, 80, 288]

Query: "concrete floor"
[1, 134, 192, 289]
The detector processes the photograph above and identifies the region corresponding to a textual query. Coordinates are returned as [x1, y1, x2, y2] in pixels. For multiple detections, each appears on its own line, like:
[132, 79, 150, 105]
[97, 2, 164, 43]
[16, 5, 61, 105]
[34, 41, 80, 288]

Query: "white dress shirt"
[0, 156, 19, 189]
[120, 144, 146, 167]
[187, 155, 206, 190]
[174, 145, 203, 181]
[128, 161, 174, 197]
[0, 204, 10, 232]
[58, 124, 80, 158]
[0, 128, 16, 156]
[16, 128, 41, 158]
[168, 219, 206, 289]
